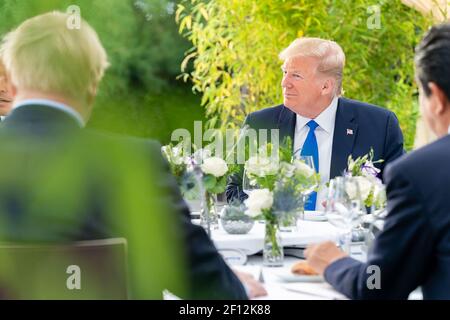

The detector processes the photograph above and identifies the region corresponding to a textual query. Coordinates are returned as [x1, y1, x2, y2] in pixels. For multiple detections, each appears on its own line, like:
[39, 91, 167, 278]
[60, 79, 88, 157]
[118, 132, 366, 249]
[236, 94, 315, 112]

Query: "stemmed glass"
[242, 168, 263, 223]
[364, 184, 387, 250]
[297, 155, 319, 219]
[242, 168, 259, 197]
[325, 176, 363, 253]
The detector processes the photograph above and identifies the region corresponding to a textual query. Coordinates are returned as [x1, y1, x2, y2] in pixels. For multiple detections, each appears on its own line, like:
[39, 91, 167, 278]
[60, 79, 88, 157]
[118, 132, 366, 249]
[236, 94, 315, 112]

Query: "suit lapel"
[277, 105, 296, 148]
[330, 98, 358, 178]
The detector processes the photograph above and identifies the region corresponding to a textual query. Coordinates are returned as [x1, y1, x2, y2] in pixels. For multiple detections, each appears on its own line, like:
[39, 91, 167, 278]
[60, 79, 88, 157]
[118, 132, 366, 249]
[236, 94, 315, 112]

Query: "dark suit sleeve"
[324, 162, 434, 299]
[180, 215, 248, 299]
[382, 112, 405, 170]
[152, 142, 247, 299]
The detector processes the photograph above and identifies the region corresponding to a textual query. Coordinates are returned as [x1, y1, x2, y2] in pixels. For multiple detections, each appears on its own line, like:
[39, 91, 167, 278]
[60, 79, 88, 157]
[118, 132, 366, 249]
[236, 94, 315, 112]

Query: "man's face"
[281, 56, 326, 117]
[0, 74, 12, 116]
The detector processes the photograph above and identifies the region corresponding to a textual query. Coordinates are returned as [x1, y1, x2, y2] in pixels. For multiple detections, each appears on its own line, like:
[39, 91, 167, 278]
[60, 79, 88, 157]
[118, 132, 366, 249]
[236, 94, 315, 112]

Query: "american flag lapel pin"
[346, 128, 353, 135]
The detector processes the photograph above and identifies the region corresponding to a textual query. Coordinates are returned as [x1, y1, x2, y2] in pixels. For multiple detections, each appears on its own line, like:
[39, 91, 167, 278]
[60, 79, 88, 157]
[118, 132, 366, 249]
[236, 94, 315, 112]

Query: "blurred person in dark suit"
[0, 11, 264, 299]
[304, 23, 450, 300]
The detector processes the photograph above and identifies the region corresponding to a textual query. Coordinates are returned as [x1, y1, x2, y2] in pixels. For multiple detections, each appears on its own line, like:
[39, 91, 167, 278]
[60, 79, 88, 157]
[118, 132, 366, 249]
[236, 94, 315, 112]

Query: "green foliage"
[177, 0, 432, 150]
[89, 86, 202, 143]
[279, 137, 294, 163]
[203, 174, 227, 194]
[0, 0, 203, 141]
[0, 0, 190, 93]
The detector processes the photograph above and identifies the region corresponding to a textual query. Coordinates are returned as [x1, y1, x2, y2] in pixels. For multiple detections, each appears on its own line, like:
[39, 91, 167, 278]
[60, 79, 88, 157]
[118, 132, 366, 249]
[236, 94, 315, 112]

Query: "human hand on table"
[304, 241, 347, 275]
[233, 270, 267, 299]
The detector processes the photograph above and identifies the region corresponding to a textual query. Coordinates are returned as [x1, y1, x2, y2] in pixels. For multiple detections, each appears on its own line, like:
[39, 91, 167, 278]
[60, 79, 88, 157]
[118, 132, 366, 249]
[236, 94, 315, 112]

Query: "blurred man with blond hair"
[0, 11, 261, 299]
[227, 37, 405, 210]
[1, 11, 108, 124]
[0, 59, 12, 117]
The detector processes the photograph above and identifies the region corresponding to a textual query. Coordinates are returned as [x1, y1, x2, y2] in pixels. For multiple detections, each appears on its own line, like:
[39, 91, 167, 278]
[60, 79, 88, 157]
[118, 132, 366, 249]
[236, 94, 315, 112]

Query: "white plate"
[273, 270, 324, 283]
[303, 211, 328, 222]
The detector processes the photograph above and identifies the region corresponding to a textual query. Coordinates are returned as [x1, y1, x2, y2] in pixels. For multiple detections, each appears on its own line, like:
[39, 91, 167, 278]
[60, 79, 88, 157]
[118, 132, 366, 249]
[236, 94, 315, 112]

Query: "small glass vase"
[220, 206, 254, 235]
[200, 192, 219, 233]
[263, 222, 283, 267]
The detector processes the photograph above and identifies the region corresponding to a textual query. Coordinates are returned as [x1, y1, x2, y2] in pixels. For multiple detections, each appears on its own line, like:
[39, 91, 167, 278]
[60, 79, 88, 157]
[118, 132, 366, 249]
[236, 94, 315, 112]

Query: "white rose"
[245, 156, 279, 177]
[293, 159, 315, 177]
[201, 157, 228, 177]
[244, 189, 273, 217]
[357, 176, 374, 201]
[346, 176, 373, 201]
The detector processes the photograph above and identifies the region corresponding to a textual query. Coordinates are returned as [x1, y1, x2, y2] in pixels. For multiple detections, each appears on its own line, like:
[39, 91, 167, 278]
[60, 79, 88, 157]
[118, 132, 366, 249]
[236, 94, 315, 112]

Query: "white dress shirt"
[12, 99, 85, 127]
[293, 96, 338, 211]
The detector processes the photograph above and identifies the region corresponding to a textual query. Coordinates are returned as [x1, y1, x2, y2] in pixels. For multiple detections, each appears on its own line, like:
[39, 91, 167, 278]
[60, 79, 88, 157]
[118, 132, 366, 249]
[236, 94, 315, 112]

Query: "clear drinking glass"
[298, 155, 319, 219]
[298, 155, 318, 194]
[325, 176, 363, 253]
[242, 169, 264, 223]
[242, 168, 259, 197]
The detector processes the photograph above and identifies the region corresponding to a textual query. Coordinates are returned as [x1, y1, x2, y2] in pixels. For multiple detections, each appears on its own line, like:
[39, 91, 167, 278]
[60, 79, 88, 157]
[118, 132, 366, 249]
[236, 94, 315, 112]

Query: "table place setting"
[233, 256, 348, 300]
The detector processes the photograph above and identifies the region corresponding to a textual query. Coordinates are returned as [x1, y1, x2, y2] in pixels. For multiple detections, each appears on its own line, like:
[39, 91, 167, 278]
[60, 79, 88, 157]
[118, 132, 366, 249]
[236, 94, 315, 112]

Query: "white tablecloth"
[211, 219, 342, 255]
[210, 218, 348, 299]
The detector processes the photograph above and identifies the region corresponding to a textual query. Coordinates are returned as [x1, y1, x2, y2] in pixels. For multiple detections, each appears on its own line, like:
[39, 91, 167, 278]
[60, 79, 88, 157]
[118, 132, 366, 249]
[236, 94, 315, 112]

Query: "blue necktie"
[301, 120, 319, 211]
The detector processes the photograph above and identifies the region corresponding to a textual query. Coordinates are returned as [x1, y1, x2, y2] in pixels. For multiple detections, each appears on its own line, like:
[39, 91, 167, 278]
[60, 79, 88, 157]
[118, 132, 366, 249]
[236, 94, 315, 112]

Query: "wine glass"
[364, 183, 387, 250]
[297, 155, 319, 218]
[298, 155, 318, 194]
[242, 168, 263, 223]
[242, 168, 259, 197]
[325, 176, 363, 253]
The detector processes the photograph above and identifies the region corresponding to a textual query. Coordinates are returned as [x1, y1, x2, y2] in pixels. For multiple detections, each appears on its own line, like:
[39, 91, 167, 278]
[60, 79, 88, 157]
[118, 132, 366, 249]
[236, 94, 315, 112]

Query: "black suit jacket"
[226, 97, 405, 202]
[324, 134, 450, 299]
[0, 105, 247, 299]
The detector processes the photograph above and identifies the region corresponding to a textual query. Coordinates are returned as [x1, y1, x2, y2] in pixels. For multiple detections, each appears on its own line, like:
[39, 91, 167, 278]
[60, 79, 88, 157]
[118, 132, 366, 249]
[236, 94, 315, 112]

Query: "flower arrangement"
[243, 139, 320, 218]
[345, 148, 386, 209]
[162, 143, 235, 198]
[241, 138, 320, 266]
[162, 143, 239, 234]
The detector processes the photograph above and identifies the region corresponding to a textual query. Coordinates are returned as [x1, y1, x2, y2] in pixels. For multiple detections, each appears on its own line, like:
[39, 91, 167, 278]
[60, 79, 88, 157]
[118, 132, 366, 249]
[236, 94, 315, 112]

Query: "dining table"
[194, 214, 422, 300]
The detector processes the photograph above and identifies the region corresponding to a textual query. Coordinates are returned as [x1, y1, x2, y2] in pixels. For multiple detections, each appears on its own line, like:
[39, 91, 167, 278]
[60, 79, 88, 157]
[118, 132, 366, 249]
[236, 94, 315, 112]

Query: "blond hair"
[0, 11, 109, 102]
[279, 37, 345, 96]
[0, 57, 6, 79]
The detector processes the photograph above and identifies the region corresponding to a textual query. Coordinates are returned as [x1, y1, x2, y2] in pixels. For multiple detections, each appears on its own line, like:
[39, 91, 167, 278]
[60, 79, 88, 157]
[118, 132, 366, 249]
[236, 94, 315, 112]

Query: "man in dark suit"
[226, 38, 404, 210]
[304, 24, 450, 299]
[0, 11, 263, 299]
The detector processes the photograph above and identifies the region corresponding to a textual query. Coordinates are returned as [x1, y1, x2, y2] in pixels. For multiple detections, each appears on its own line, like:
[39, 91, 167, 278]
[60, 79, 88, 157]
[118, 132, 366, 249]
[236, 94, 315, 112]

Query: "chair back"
[0, 238, 128, 299]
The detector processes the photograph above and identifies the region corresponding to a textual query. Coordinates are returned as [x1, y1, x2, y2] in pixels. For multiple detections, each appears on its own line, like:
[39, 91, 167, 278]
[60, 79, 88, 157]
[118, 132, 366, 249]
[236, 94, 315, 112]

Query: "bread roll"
[291, 261, 319, 275]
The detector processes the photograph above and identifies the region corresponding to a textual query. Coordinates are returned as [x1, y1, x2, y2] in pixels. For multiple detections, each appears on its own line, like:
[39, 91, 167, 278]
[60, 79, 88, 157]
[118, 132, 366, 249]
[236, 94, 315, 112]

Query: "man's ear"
[428, 82, 449, 115]
[321, 78, 335, 96]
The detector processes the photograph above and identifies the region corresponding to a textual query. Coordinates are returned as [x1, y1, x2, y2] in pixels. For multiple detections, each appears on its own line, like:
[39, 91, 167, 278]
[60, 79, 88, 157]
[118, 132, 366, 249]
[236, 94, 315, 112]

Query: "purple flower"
[361, 161, 381, 178]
